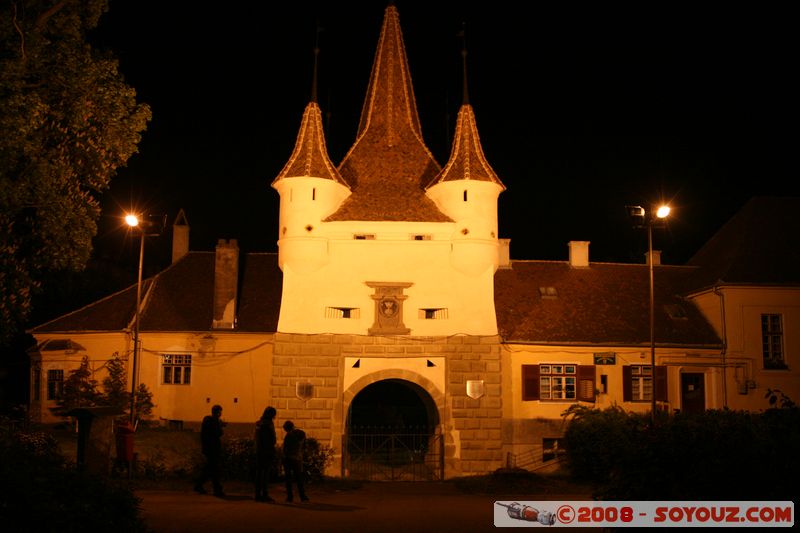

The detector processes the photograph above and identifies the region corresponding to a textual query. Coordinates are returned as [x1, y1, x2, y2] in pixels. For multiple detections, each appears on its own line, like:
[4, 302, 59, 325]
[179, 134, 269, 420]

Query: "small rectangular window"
[162, 354, 191, 385]
[354, 234, 375, 240]
[326, 307, 360, 319]
[411, 234, 432, 241]
[419, 308, 448, 319]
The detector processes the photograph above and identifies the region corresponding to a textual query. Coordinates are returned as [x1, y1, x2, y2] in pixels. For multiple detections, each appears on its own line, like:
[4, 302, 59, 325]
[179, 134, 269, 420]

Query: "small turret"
[426, 34, 505, 276]
[271, 101, 350, 274]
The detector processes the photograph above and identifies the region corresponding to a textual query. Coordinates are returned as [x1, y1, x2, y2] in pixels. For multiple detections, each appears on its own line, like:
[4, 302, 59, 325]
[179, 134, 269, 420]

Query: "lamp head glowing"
[125, 214, 140, 227]
[656, 205, 671, 219]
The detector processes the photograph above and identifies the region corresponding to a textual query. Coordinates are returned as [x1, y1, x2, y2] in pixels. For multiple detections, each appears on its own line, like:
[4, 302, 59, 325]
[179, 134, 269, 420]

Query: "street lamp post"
[125, 214, 145, 424]
[627, 204, 670, 422]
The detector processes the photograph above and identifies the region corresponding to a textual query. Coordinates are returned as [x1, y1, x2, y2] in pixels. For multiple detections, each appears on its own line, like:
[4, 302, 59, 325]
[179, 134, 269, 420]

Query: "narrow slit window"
[419, 308, 448, 320]
[312, 188, 316, 200]
[354, 234, 375, 240]
[463, 190, 468, 201]
[326, 307, 360, 319]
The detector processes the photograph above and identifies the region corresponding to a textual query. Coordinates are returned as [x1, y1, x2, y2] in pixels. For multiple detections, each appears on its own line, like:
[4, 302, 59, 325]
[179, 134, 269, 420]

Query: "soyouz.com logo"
[493, 501, 794, 527]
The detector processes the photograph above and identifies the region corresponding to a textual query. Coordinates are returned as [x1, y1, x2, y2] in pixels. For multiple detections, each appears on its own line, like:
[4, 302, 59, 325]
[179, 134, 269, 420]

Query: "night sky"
[89, 1, 797, 272]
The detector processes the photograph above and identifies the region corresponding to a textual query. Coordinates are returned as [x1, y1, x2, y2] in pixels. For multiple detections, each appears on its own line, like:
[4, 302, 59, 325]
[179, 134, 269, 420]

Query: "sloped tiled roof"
[272, 101, 348, 186]
[29, 280, 153, 333]
[687, 196, 800, 289]
[427, 104, 505, 189]
[31, 253, 283, 334]
[328, 5, 449, 222]
[495, 261, 721, 346]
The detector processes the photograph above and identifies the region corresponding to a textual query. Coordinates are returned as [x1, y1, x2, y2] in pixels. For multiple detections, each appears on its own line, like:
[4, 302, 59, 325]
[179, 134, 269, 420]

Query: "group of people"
[194, 404, 309, 503]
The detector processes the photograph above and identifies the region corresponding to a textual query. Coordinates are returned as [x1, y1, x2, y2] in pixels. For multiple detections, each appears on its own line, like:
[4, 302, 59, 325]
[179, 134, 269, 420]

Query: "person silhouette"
[281, 420, 308, 502]
[254, 406, 277, 502]
[194, 404, 225, 497]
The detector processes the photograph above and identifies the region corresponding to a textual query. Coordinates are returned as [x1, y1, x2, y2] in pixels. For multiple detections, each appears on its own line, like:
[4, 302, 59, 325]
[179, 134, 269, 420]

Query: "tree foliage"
[0, 0, 151, 344]
[58, 355, 100, 411]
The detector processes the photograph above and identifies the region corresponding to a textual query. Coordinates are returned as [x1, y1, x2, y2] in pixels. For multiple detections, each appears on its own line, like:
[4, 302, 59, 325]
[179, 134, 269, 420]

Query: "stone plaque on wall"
[366, 282, 413, 335]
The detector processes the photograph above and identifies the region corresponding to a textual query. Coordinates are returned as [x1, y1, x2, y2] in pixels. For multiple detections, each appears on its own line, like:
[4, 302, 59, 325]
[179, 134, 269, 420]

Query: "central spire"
[329, 5, 449, 222]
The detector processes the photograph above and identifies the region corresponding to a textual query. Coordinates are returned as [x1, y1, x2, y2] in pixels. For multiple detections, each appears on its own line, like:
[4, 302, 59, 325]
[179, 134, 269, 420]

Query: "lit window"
[540, 365, 576, 400]
[162, 354, 192, 385]
[630, 365, 653, 400]
[47, 369, 64, 400]
[523, 364, 595, 402]
[762, 314, 786, 369]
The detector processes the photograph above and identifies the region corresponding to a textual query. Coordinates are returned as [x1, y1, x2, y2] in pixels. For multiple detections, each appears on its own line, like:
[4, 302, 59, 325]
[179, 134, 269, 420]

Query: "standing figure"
[194, 404, 225, 497]
[281, 420, 308, 502]
[254, 406, 277, 502]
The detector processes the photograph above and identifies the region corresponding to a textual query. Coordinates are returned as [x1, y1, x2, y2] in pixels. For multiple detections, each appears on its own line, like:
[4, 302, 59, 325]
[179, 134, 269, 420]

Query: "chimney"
[172, 209, 190, 264]
[646, 250, 662, 266]
[498, 238, 511, 269]
[568, 241, 590, 268]
[212, 239, 239, 329]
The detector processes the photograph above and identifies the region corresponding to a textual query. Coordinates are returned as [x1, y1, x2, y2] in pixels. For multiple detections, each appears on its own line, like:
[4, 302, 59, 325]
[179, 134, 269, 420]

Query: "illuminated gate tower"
[270, 5, 505, 477]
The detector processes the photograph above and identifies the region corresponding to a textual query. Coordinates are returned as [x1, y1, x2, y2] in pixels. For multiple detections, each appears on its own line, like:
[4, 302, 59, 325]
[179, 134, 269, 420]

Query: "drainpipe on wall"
[713, 284, 728, 409]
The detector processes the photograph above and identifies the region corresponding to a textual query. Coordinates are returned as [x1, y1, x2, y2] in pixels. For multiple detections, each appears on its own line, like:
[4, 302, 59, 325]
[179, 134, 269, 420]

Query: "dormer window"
[664, 303, 687, 320]
[539, 287, 558, 299]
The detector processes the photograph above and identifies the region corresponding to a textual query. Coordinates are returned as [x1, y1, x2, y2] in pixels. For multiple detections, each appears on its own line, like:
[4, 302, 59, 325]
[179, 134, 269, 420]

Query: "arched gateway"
[342, 375, 445, 481]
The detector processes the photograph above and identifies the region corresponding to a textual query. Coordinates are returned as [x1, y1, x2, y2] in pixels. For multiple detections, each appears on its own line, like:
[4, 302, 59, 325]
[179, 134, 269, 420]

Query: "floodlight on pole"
[626, 204, 671, 422]
[125, 213, 145, 424]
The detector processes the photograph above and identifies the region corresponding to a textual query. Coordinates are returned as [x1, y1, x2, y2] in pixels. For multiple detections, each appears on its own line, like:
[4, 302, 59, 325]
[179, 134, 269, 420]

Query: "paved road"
[137, 482, 591, 532]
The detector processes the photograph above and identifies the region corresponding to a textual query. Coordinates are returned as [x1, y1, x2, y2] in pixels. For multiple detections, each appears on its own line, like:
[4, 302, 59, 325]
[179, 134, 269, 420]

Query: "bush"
[563, 405, 800, 501]
[0, 416, 147, 532]
[218, 435, 335, 483]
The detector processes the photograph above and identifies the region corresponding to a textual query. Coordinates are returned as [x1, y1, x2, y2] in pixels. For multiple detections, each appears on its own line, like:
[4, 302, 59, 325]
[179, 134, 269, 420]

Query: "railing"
[505, 444, 566, 472]
[344, 425, 444, 481]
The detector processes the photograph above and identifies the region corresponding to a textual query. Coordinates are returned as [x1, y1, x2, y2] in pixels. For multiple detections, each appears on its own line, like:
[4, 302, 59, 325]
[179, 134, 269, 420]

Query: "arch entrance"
[344, 378, 444, 481]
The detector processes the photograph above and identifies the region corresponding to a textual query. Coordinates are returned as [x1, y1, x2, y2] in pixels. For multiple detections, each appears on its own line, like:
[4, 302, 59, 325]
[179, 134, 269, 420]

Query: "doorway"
[345, 379, 442, 480]
[680, 373, 705, 413]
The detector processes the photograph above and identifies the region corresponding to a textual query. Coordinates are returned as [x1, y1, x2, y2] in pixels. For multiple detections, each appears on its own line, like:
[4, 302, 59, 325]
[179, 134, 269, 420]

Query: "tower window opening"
[419, 308, 448, 320]
[463, 190, 468, 201]
[326, 307, 360, 319]
[312, 188, 316, 200]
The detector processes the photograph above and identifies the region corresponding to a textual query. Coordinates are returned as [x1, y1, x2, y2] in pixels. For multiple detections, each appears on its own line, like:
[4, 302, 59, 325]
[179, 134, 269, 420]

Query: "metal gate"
[344, 426, 444, 481]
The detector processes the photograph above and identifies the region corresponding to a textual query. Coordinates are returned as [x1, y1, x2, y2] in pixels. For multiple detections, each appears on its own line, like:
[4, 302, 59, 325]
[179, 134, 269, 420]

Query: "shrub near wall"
[0, 416, 146, 532]
[563, 406, 800, 501]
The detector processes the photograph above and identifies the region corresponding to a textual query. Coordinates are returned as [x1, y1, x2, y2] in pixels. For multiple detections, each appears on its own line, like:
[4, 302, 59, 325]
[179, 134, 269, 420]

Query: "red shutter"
[655, 365, 668, 402]
[577, 365, 596, 402]
[622, 366, 632, 402]
[522, 365, 539, 400]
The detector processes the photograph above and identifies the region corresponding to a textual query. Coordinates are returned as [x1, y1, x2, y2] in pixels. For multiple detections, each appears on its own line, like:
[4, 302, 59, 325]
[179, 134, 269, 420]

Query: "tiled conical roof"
[328, 5, 449, 222]
[427, 104, 505, 189]
[273, 101, 347, 186]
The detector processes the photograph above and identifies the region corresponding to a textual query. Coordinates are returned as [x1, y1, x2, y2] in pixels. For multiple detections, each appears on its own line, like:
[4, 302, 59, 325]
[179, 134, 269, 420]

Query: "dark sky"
[90, 1, 797, 271]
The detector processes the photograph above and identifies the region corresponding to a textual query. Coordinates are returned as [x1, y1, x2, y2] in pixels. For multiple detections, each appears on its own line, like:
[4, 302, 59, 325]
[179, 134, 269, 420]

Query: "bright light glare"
[125, 214, 139, 227]
[656, 205, 671, 219]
